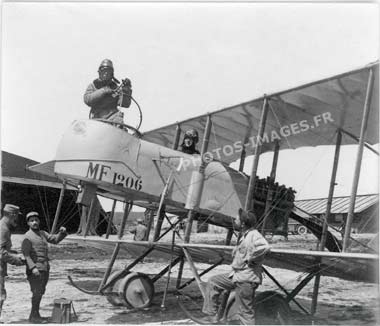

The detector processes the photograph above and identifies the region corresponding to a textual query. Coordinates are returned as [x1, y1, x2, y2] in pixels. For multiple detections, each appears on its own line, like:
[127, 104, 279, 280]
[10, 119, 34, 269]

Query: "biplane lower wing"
[65, 235, 379, 284]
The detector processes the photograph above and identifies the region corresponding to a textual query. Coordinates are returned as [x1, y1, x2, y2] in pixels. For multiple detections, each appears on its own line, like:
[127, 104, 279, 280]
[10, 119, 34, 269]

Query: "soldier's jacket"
[0, 219, 24, 276]
[22, 229, 66, 274]
[230, 229, 270, 284]
[130, 224, 147, 241]
[84, 79, 132, 119]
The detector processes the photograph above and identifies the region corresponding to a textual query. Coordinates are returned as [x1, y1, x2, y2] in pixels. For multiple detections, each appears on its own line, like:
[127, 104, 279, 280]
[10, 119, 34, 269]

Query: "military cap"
[3, 204, 21, 215]
[98, 59, 114, 71]
[26, 211, 39, 221]
[238, 208, 257, 225]
[184, 129, 199, 144]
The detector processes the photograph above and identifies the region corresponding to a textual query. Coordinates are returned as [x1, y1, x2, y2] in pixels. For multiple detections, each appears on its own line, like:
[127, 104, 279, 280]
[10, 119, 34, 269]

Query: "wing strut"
[182, 248, 207, 298]
[97, 201, 133, 292]
[105, 200, 117, 239]
[311, 129, 343, 314]
[262, 140, 280, 233]
[245, 97, 269, 213]
[343, 67, 375, 251]
[172, 123, 181, 150]
[152, 169, 174, 241]
[177, 115, 213, 288]
[50, 180, 67, 234]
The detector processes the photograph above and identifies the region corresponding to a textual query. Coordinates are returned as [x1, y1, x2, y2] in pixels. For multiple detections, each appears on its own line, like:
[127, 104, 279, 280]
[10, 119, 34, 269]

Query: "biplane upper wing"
[143, 62, 379, 164]
[65, 235, 378, 283]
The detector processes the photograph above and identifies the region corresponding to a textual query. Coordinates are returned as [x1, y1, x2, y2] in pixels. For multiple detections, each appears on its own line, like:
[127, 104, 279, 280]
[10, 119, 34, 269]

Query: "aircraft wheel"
[118, 272, 155, 309]
[296, 225, 307, 235]
[104, 271, 128, 307]
[225, 291, 290, 325]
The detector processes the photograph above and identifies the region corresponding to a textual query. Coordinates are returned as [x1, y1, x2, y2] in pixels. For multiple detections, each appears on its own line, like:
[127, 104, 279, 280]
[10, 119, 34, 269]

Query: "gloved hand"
[103, 86, 114, 94]
[59, 226, 67, 234]
[32, 267, 40, 277]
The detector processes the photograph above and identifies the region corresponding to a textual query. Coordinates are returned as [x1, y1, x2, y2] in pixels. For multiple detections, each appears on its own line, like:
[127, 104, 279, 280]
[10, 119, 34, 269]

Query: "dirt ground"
[2, 233, 379, 325]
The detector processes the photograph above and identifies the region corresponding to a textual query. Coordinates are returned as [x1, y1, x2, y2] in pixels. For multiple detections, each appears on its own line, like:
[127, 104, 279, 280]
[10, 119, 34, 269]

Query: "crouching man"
[21, 212, 67, 323]
[202, 209, 270, 325]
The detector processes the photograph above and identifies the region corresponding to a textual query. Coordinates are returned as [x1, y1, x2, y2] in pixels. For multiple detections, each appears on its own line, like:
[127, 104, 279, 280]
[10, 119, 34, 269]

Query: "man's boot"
[35, 297, 49, 322]
[28, 301, 38, 322]
[198, 314, 220, 324]
[29, 297, 47, 324]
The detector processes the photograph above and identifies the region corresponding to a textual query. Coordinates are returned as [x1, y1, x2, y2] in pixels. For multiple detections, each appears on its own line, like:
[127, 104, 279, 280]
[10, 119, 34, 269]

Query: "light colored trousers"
[202, 273, 258, 325]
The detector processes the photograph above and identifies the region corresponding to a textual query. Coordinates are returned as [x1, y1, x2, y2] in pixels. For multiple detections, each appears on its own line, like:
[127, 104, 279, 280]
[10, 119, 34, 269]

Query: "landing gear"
[104, 271, 155, 308]
[118, 273, 154, 309]
[104, 271, 127, 307]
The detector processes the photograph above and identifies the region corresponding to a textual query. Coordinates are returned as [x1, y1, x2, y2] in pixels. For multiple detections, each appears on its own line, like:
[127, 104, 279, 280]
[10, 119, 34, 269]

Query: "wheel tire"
[104, 271, 128, 307]
[296, 225, 307, 235]
[225, 291, 290, 325]
[118, 272, 155, 309]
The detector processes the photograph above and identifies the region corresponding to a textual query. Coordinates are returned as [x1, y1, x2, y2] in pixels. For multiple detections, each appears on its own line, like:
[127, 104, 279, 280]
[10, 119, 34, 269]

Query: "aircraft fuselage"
[55, 120, 250, 226]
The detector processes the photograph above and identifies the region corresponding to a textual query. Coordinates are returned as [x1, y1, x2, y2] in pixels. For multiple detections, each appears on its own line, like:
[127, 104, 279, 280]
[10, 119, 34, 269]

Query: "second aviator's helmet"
[98, 59, 114, 72]
[184, 129, 199, 144]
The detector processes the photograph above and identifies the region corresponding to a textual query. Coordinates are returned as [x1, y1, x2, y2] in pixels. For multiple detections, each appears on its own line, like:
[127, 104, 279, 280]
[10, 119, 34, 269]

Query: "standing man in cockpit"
[84, 59, 132, 124]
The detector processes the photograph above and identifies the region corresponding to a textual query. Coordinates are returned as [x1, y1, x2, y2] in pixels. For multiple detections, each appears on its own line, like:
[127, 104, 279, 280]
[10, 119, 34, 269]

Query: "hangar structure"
[1, 151, 109, 234]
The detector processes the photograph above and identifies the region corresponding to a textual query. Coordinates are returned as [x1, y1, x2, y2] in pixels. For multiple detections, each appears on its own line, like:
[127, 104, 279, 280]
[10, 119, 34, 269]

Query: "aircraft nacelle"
[53, 119, 246, 227]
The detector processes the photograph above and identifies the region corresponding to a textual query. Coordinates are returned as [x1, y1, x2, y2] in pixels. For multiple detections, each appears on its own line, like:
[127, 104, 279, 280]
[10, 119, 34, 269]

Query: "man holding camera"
[84, 59, 132, 123]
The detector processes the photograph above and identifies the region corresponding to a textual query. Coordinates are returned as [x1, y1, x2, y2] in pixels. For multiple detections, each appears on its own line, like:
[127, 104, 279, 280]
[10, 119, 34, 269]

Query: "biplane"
[29, 61, 379, 324]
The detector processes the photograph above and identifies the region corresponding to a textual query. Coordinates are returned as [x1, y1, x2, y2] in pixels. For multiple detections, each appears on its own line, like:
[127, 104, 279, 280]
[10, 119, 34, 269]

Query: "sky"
[1, 2, 379, 210]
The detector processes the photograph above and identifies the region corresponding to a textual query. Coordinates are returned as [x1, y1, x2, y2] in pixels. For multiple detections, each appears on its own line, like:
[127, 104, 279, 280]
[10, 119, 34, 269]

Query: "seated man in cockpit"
[84, 59, 132, 124]
[180, 129, 200, 155]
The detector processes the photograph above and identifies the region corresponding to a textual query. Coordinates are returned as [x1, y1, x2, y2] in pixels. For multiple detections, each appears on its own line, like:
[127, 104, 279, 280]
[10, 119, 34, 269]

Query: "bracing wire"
[34, 184, 49, 228]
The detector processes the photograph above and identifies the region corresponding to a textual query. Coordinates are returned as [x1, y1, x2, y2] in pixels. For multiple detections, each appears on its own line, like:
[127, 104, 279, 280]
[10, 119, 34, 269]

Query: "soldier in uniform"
[130, 218, 147, 241]
[84, 59, 132, 123]
[21, 212, 67, 323]
[0, 204, 25, 321]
